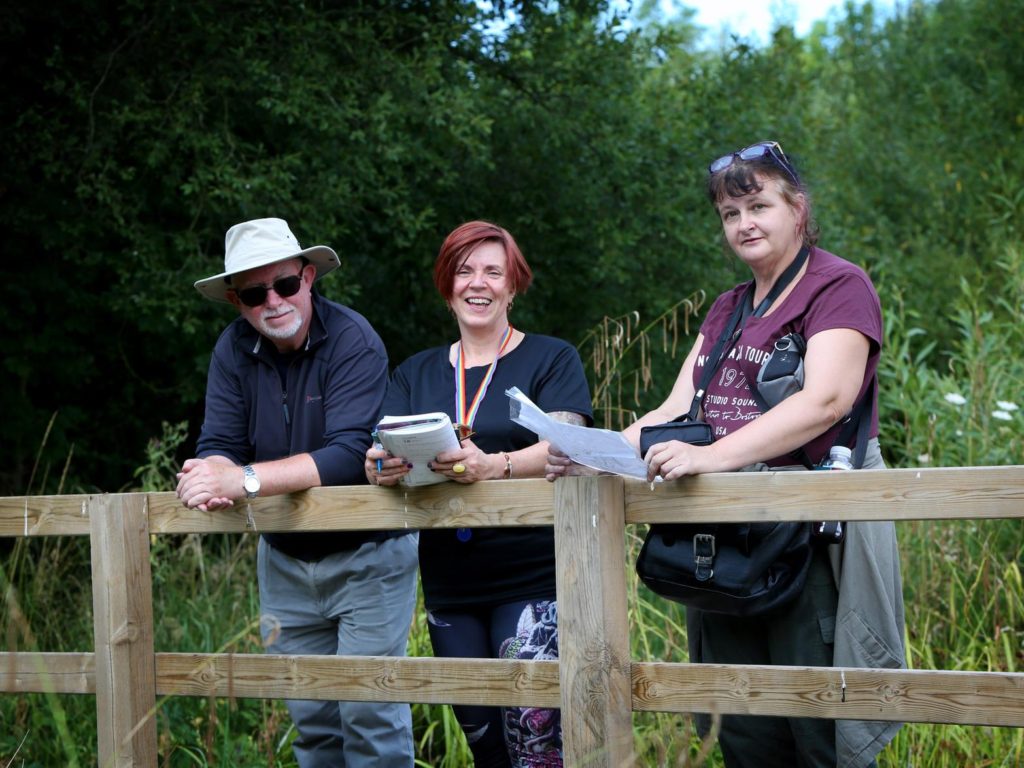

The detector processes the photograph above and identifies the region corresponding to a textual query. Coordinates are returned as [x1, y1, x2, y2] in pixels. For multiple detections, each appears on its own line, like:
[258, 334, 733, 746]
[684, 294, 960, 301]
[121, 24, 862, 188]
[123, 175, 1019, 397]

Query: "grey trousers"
[258, 534, 419, 767]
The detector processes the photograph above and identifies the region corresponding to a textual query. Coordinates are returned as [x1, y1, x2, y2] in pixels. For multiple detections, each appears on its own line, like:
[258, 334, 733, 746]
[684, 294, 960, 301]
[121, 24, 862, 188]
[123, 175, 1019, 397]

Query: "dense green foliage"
[2, 0, 1021, 494]
[2, 0, 1022, 764]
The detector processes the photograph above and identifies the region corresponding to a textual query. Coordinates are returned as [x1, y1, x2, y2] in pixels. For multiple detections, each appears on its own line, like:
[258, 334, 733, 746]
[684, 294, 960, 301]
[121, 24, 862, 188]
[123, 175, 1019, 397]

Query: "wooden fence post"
[554, 476, 634, 766]
[90, 493, 157, 767]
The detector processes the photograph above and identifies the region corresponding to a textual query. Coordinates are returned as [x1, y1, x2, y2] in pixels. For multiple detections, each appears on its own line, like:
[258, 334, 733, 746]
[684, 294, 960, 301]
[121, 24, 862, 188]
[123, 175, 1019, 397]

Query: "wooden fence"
[2, 466, 1023, 766]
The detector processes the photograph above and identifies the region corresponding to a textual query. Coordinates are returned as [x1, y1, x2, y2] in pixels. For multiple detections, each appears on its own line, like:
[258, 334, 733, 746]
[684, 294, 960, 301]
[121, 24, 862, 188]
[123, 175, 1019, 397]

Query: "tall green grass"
[2, 252, 1022, 765]
[872, 247, 1023, 767]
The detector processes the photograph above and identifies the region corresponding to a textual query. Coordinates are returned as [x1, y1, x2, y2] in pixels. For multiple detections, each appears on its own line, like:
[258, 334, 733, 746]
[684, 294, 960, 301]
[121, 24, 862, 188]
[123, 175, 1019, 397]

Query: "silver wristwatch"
[242, 465, 261, 499]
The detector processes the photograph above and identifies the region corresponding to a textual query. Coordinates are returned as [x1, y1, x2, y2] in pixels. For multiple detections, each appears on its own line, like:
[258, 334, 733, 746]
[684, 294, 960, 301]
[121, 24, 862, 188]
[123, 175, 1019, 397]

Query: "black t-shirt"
[382, 334, 593, 610]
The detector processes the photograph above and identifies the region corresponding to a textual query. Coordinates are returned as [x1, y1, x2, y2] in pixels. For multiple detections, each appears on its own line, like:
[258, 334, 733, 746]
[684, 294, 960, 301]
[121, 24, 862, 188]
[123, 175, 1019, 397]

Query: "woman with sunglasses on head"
[365, 220, 593, 767]
[547, 142, 905, 767]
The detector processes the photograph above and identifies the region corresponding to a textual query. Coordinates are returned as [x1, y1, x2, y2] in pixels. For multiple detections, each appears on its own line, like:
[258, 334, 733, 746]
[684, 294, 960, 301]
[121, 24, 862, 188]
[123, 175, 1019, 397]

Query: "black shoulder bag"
[636, 247, 827, 617]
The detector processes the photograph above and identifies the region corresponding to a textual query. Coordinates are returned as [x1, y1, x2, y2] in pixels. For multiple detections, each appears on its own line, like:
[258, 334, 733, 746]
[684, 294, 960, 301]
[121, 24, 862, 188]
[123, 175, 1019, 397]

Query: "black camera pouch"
[639, 417, 713, 456]
[756, 331, 806, 408]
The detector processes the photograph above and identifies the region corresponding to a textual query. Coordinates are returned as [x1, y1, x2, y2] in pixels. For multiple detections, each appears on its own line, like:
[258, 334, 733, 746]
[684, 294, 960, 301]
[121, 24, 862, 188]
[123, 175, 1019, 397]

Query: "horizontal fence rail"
[2, 466, 1023, 766]
[6, 652, 1022, 728]
[4, 466, 1024, 539]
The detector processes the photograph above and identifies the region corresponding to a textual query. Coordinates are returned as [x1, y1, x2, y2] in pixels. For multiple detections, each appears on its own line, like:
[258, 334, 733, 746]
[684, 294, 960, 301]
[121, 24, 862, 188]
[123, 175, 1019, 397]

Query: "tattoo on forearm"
[547, 411, 585, 426]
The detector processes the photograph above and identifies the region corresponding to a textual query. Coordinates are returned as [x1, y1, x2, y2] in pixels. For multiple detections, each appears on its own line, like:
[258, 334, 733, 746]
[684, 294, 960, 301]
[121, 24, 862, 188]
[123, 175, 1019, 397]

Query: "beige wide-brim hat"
[194, 217, 340, 303]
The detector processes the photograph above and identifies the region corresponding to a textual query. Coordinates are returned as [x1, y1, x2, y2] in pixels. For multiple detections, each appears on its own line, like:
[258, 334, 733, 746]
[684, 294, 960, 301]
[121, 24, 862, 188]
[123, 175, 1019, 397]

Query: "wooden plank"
[0, 494, 91, 537]
[155, 653, 560, 707]
[632, 662, 1024, 727]
[4, 466, 1019, 539]
[624, 466, 1024, 524]
[146, 479, 556, 534]
[7, 651, 1022, 730]
[0, 652, 95, 694]
[0, 651, 559, 707]
[90, 494, 158, 767]
[555, 476, 634, 766]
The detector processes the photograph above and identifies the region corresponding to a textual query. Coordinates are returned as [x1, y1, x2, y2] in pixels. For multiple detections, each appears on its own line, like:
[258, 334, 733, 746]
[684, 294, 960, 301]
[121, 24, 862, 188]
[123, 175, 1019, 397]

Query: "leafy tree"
[2, 0, 1022, 495]
[0, 0, 721, 492]
[0, 0, 495, 492]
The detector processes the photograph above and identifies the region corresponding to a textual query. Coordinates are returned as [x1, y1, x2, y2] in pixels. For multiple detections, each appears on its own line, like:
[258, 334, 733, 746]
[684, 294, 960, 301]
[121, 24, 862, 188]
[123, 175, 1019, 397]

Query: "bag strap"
[685, 246, 809, 422]
[685, 291, 748, 420]
[835, 377, 875, 469]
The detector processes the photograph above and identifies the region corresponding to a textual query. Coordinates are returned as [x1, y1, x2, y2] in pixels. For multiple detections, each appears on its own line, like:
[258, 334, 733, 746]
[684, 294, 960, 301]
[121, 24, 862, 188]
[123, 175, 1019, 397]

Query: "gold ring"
[452, 463, 466, 474]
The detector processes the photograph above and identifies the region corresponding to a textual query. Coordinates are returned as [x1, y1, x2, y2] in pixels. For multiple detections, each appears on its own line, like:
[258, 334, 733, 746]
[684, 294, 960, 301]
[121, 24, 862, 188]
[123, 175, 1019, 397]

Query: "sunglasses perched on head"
[708, 141, 799, 183]
[234, 273, 303, 307]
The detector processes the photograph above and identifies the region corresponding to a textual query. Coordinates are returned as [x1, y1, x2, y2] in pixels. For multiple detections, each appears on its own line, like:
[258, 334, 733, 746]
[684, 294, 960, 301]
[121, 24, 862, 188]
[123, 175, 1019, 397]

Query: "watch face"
[243, 466, 260, 495]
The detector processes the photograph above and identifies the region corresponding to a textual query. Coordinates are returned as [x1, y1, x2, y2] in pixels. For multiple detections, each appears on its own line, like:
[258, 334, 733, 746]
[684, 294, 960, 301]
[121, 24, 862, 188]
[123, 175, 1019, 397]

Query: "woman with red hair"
[366, 220, 593, 766]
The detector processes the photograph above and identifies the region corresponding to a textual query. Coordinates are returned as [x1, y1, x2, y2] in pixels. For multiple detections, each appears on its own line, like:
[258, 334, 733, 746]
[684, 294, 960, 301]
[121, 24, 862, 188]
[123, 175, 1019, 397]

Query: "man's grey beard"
[257, 305, 303, 340]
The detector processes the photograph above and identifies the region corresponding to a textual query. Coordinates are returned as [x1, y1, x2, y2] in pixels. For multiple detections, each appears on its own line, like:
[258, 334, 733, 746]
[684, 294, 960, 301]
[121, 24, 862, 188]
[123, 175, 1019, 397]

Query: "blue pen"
[372, 433, 384, 473]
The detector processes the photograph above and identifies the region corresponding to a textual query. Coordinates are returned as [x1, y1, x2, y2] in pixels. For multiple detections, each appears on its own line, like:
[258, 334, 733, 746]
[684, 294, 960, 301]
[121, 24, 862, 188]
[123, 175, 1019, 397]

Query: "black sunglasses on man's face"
[233, 272, 303, 308]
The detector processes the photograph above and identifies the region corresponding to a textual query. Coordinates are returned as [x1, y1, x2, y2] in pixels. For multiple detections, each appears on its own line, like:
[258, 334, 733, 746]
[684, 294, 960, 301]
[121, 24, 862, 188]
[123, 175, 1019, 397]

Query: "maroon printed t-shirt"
[694, 247, 882, 466]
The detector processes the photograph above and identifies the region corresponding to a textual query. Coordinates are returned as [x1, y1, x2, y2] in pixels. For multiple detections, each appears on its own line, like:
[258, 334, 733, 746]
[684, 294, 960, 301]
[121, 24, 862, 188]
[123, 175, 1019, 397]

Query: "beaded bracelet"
[503, 452, 512, 479]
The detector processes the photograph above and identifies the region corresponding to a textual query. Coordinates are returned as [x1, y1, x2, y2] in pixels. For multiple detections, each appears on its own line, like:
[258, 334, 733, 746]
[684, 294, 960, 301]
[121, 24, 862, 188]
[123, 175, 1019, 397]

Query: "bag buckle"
[813, 520, 845, 544]
[693, 533, 716, 582]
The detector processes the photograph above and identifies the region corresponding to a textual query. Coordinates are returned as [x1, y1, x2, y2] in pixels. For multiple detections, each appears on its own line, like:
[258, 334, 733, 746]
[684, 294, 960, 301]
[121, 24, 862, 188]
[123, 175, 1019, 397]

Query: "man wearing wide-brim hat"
[177, 218, 418, 766]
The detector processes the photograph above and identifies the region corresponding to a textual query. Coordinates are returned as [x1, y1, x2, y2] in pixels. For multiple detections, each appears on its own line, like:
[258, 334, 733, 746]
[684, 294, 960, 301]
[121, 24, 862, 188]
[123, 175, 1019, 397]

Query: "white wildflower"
[992, 410, 1013, 421]
[917, 453, 931, 464]
[944, 392, 967, 406]
[996, 400, 1018, 411]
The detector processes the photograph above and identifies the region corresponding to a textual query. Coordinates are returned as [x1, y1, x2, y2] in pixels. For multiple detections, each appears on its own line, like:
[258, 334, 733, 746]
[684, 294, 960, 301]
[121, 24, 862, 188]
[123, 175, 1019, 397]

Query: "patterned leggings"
[427, 599, 562, 768]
